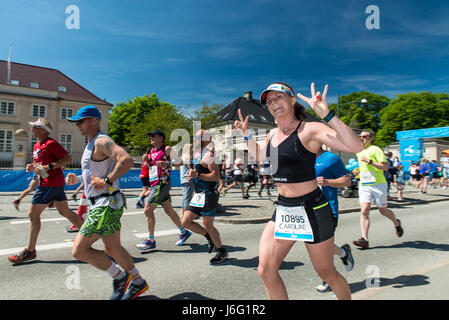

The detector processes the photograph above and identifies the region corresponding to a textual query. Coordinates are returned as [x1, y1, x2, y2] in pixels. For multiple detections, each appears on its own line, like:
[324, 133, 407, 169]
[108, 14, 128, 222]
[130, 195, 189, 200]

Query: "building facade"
[0, 60, 112, 168]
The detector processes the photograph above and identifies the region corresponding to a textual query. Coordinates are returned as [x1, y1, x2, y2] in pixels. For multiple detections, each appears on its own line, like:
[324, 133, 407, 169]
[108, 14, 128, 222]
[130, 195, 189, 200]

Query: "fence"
[0, 169, 181, 192]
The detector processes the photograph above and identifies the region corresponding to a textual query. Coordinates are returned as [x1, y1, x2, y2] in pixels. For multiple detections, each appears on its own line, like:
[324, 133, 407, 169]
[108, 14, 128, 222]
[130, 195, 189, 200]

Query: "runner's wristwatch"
[104, 177, 113, 185]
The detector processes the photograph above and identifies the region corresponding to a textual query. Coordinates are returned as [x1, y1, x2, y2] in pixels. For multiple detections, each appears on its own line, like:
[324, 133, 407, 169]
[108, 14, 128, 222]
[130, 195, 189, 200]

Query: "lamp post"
[336, 95, 368, 158]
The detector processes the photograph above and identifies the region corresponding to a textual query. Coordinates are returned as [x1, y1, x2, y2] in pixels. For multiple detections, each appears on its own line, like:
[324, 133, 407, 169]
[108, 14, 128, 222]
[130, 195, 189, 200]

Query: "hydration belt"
[89, 190, 120, 205]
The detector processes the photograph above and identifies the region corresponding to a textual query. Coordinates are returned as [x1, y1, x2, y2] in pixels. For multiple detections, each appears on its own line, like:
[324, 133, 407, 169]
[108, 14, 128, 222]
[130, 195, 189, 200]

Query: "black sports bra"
[266, 121, 316, 183]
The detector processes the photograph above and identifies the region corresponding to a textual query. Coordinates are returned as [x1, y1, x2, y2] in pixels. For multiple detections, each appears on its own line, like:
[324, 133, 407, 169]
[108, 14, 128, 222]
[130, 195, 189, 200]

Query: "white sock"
[340, 247, 347, 258]
[129, 267, 144, 285]
[106, 263, 125, 279]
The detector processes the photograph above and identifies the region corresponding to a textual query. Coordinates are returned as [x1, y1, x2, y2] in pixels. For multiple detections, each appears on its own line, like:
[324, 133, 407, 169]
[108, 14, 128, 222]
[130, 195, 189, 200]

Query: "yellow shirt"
[356, 145, 387, 185]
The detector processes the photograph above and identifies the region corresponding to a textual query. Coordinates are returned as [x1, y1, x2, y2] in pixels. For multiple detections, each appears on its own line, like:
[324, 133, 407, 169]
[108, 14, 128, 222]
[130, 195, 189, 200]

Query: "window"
[10, 80, 19, 86]
[32, 105, 46, 117]
[30, 82, 39, 89]
[1, 101, 15, 115]
[30, 136, 38, 151]
[58, 86, 67, 92]
[60, 134, 72, 153]
[0, 130, 13, 152]
[61, 108, 73, 120]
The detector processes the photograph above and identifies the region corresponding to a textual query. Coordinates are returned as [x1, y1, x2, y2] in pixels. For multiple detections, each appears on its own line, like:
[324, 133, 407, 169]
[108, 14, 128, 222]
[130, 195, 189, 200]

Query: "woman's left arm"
[297, 83, 364, 153]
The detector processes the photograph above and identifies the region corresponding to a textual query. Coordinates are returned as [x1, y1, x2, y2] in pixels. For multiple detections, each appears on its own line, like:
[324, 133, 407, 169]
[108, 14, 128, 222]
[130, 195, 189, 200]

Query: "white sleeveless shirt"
[81, 131, 123, 209]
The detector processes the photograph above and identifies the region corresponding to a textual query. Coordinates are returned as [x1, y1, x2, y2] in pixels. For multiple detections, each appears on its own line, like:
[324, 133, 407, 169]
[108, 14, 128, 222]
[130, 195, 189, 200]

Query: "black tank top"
[266, 121, 316, 183]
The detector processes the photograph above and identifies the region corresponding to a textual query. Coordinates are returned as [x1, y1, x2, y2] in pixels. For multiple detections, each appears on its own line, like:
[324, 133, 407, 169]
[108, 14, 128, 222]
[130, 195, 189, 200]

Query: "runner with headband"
[181, 129, 228, 264]
[234, 82, 364, 300]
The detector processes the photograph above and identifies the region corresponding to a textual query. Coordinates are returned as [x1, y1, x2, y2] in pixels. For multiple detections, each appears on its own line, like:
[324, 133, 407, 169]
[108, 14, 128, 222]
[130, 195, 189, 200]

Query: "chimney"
[244, 91, 253, 101]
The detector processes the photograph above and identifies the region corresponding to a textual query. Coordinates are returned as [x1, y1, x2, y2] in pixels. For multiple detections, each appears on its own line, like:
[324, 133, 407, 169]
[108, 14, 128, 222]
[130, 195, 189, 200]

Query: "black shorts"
[146, 181, 171, 205]
[233, 175, 243, 183]
[186, 191, 219, 217]
[141, 177, 150, 187]
[271, 188, 335, 244]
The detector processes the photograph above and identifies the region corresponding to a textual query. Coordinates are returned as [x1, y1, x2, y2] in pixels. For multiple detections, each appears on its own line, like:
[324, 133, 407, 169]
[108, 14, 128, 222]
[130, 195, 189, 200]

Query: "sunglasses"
[75, 118, 90, 125]
[360, 135, 371, 138]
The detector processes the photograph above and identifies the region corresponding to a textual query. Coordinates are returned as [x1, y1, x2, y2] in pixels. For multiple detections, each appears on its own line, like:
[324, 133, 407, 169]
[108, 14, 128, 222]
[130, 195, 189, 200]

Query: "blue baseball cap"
[67, 105, 101, 122]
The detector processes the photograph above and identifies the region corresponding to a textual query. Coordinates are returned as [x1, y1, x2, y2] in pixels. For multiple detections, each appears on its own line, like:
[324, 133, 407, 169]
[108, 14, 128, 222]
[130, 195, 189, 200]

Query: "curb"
[214, 196, 449, 225]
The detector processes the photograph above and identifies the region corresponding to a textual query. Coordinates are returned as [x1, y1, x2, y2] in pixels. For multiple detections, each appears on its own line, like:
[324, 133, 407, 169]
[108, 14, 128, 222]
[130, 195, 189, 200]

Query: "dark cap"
[148, 130, 165, 139]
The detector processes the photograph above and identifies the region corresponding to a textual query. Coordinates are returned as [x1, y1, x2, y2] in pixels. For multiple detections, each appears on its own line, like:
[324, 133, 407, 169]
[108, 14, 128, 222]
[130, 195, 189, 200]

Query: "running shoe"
[136, 238, 156, 250]
[210, 248, 228, 265]
[121, 279, 149, 300]
[353, 237, 369, 249]
[71, 194, 77, 201]
[110, 272, 132, 300]
[175, 230, 192, 246]
[12, 199, 20, 211]
[316, 281, 331, 293]
[222, 190, 227, 197]
[395, 219, 404, 237]
[65, 224, 80, 233]
[8, 248, 36, 264]
[135, 202, 145, 209]
[340, 244, 354, 272]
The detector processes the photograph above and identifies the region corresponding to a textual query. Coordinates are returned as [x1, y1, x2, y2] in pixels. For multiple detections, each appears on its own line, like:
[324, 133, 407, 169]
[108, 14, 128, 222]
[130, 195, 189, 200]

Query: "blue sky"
[1, 0, 448, 115]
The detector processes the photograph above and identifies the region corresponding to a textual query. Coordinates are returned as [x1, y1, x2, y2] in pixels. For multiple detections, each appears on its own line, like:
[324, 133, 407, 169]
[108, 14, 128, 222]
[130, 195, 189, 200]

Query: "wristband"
[76, 175, 82, 182]
[104, 177, 113, 186]
[369, 160, 373, 165]
[323, 110, 335, 123]
[243, 132, 253, 141]
[48, 163, 54, 170]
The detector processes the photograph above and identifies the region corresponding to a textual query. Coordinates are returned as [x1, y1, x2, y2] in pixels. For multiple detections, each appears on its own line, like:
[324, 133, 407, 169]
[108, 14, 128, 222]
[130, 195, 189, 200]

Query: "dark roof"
[216, 95, 322, 125]
[217, 96, 276, 125]
[0, 60, 112, 106]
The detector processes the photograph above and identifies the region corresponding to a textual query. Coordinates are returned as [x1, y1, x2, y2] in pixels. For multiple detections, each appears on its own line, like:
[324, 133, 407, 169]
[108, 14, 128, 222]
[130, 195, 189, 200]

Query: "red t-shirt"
[33, 137, 68, 187]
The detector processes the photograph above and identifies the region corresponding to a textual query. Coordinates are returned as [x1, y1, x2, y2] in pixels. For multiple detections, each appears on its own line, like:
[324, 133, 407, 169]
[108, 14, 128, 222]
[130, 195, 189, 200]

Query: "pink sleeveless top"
[147, 145, 170, 186]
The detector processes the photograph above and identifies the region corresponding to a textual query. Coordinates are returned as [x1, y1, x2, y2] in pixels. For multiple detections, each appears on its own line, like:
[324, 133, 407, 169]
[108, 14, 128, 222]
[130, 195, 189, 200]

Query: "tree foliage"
[375, 92, 449, 147]
[109, 94, 191, 155]
[192, 102, 224, 129]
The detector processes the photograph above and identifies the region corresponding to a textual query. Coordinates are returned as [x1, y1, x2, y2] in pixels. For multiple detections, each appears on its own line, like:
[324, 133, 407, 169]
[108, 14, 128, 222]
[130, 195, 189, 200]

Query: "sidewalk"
[3, 185, 448, 224]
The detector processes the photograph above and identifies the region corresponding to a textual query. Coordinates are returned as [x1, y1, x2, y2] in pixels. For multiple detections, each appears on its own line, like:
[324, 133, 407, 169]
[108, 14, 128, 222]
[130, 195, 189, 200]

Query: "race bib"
[274, 205, 314, 242]
[360, 171, 376, 184]
[149, 166, 159, 182]
[190, 192, 206, 208]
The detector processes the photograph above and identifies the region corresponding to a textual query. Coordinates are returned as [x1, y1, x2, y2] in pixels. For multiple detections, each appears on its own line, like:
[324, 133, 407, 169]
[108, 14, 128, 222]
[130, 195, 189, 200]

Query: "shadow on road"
[138, 292, 213, 300]
[222, 256, 303, 270]
[367, 241, 449, 252]
[138, 243, 247, 255]
[350, 274, 430, 294]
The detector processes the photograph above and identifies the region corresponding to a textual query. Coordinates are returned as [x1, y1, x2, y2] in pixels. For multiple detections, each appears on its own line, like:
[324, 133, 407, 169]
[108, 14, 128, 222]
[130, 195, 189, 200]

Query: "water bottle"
[36, 162, 49, 179]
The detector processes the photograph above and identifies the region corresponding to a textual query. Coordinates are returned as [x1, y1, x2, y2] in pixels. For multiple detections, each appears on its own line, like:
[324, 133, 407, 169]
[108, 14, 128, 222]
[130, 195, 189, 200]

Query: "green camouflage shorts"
[80, 206, 123, 237]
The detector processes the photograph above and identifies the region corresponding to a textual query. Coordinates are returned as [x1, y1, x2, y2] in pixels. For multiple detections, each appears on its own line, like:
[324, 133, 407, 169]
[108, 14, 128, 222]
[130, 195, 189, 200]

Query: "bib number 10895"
[274, 205, 314, 242]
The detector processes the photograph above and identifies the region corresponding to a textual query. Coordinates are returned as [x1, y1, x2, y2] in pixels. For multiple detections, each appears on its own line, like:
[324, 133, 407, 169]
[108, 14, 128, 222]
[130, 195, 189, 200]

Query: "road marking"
[0, 242, 74, 256]
[10, 210, 144, 225]
[0, 228, 181, 256]
[134, 229, 180, 238]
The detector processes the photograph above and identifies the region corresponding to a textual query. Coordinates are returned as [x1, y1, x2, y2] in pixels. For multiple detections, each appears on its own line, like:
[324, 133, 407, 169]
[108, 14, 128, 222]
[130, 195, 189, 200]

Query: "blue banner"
[400, 139, 423, 162]
[396, 126, 449, 140]
[0, 170, 181, 192]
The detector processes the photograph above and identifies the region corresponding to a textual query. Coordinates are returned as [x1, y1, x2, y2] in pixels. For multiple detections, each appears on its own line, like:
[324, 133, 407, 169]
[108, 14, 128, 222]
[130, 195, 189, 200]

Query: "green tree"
[109, 94, 192, 154]
[192, 102, 224, 129]
[109, 94, 161, 146]
[376, 92, 449, 147]
[307, 91, 390, 132]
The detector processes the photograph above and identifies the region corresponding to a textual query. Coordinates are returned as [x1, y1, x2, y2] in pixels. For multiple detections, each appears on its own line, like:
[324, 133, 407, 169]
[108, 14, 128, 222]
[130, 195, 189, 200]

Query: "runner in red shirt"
[136, 149, 151, 208]
[8, 118, 84, 265]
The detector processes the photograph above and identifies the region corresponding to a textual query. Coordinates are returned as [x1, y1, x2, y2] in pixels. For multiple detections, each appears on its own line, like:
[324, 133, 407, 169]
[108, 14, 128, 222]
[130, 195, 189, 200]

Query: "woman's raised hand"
[296, 82, 330, 119]
[234, 109, 249, 136]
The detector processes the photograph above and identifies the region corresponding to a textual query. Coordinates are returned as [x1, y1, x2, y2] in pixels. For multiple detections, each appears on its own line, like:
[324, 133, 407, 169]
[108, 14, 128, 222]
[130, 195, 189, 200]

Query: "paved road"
[0, 188, 448, 300]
